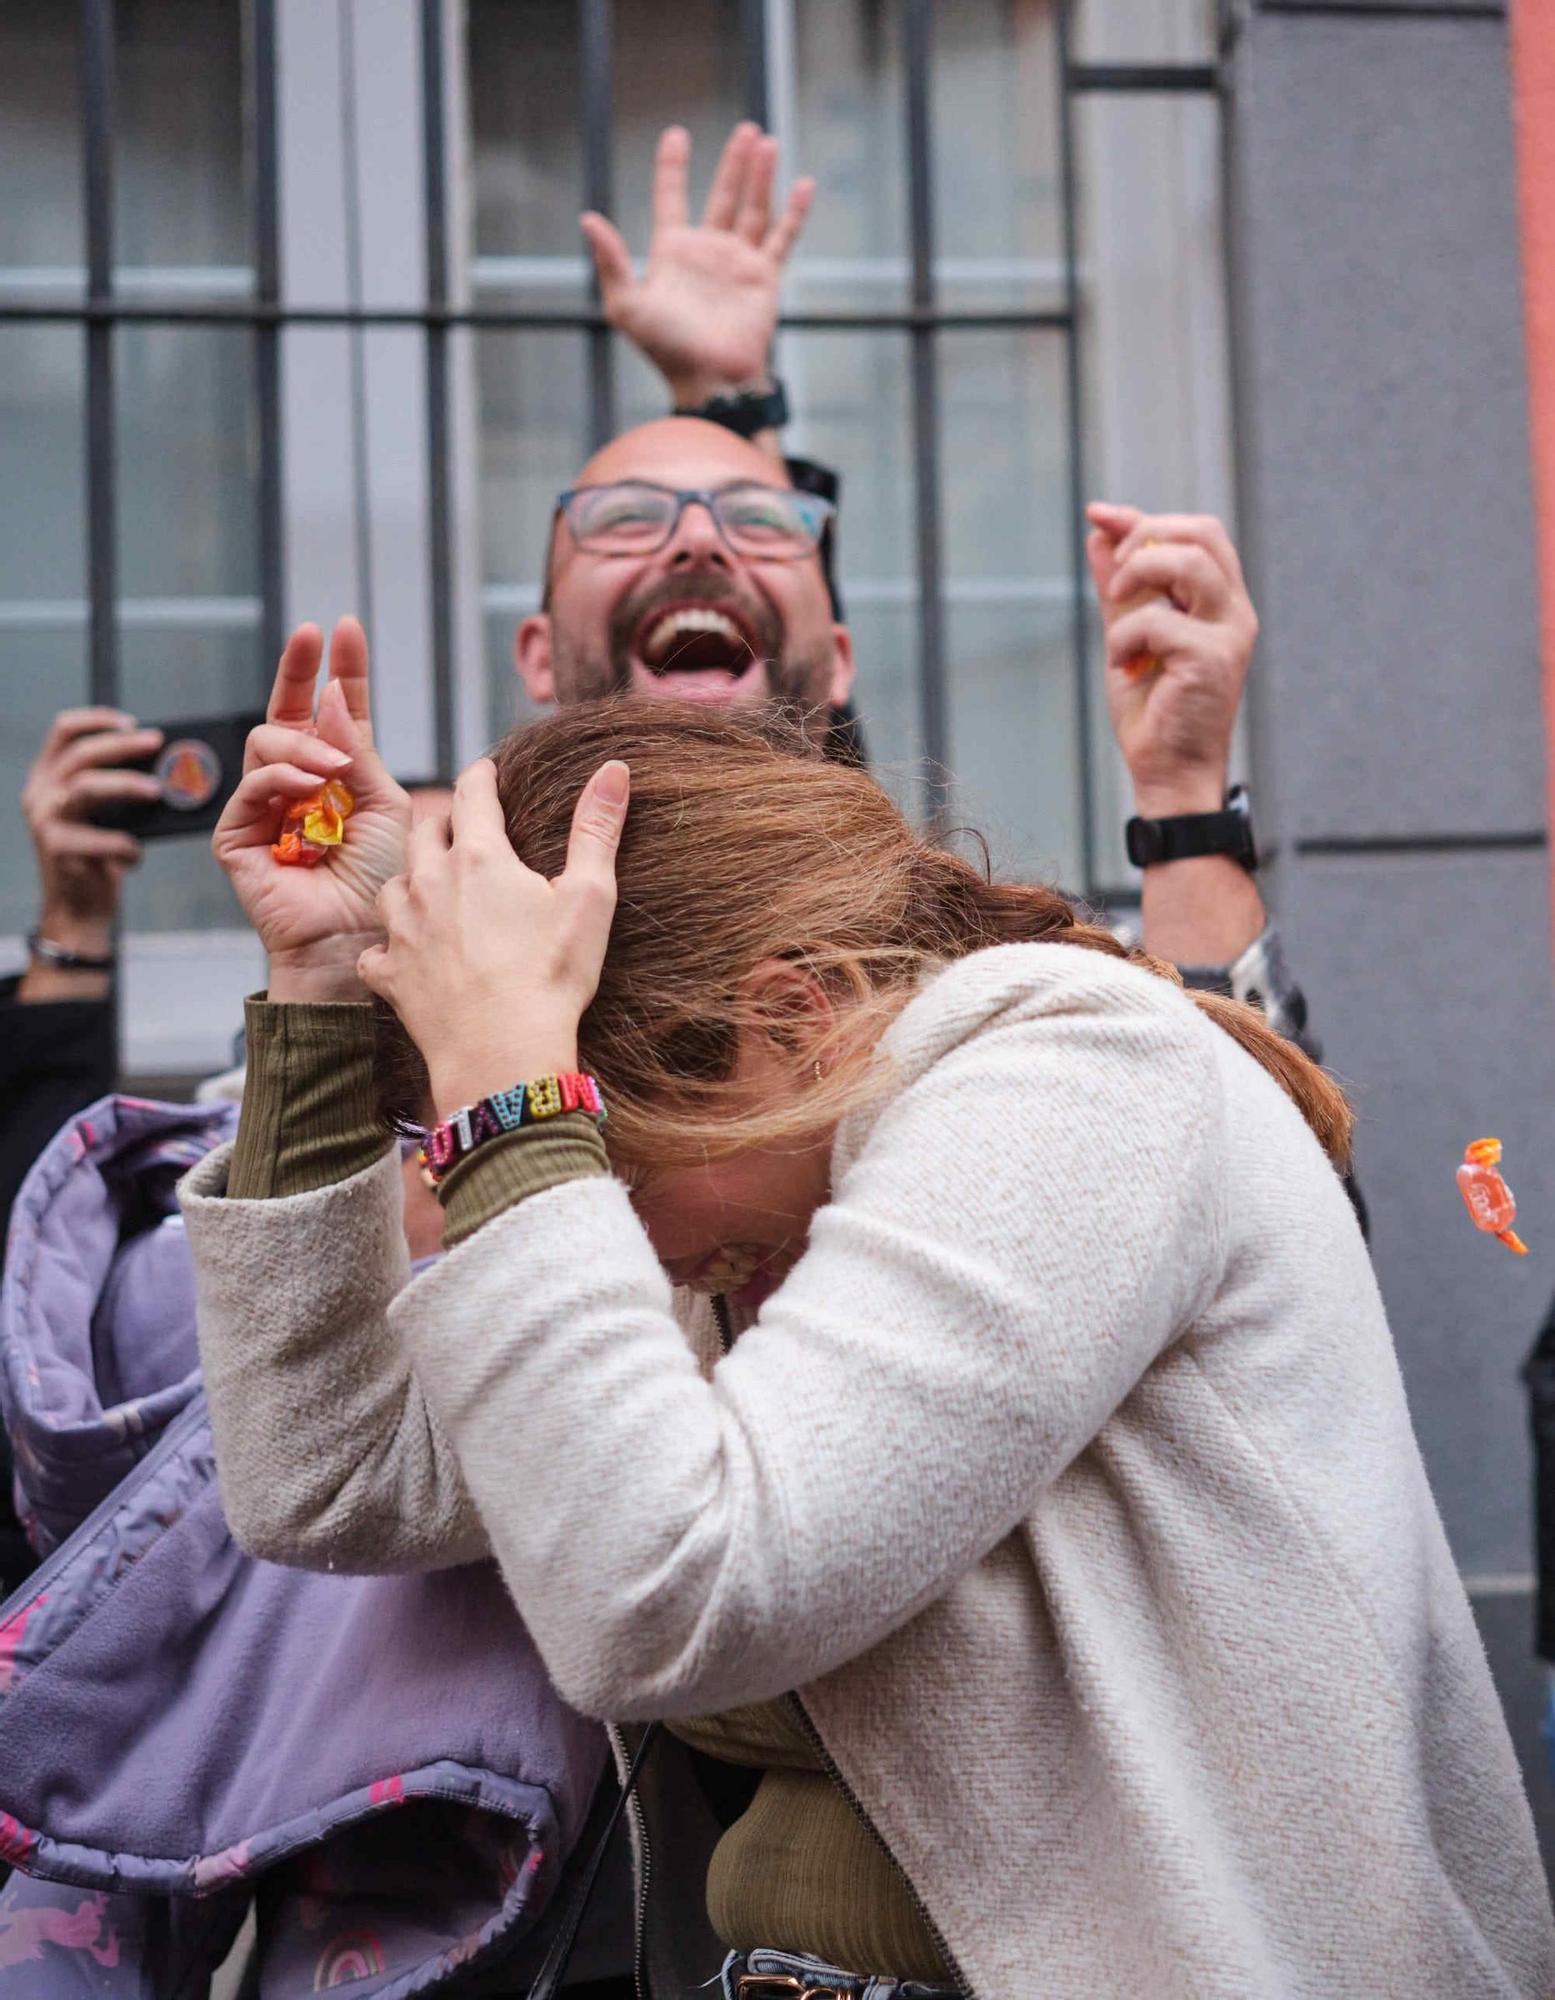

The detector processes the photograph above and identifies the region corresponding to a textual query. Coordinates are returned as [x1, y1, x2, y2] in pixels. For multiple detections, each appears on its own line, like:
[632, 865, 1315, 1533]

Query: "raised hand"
[580, 121, 814, 409]
[1086, 503, 1260, 817]
[359, 757, 628, 1118]
[211, 618, 412, 1002]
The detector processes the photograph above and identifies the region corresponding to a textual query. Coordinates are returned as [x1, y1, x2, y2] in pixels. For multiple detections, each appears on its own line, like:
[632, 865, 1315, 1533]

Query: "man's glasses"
[556, 480, 835, 562]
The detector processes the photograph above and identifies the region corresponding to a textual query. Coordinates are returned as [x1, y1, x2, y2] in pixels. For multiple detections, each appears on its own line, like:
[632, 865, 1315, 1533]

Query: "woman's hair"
[376, 699, 1352, 1170]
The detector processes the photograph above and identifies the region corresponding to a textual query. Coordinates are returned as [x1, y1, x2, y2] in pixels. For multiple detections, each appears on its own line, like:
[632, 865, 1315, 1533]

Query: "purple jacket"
[0, 1096, 607, 1996]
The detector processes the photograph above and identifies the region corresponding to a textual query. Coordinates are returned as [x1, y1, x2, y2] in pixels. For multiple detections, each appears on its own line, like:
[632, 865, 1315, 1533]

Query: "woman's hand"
[359, 756, 630, 1117]
[212, 619, 412, 1002]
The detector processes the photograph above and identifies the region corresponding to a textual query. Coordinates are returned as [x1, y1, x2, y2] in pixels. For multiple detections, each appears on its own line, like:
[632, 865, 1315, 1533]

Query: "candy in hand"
[271, 778, 354, 868]
[1117, 536, 1165, 682]
[1456, 1137, 1529, 1256]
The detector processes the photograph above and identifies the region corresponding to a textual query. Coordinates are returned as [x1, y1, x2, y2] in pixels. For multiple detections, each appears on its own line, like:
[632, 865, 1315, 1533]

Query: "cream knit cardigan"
[182, 944, 1555, 1999]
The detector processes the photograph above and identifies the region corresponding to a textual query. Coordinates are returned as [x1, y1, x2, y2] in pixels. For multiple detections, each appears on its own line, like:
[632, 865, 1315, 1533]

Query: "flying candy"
[1456, 1137, 1529, 1256]
[271, 779, 354, 868]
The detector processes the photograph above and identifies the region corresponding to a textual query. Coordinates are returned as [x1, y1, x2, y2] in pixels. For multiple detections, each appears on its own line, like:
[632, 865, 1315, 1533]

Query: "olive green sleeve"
[437, 1117, 610, 1247]
[227, 989, 611, 1235]
[228, 994, 390, 1198]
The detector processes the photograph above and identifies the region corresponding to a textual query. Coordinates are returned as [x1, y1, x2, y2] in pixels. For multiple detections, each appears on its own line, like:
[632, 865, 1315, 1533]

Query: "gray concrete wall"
[1228, 0, 1555, 1854]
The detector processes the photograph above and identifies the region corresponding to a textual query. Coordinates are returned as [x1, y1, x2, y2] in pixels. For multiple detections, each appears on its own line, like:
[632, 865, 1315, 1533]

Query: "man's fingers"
[56, 768, 163, 817]
[703, 120, 756, 230]
[1085, 527, 1119, 606]
[1105, 602, 1204, 671]
[1109, 542, 1228, 620]
[266, 623, 324, 728]
[580, 212, 634, 307]
[326, 616, 375, 739]
[37, 707, 138, 762]
[1085, 500, 1143, 538]
[53, 724, 164, 782]
[563, 760, 630, 888]
[735, 135, 778, 246]
[764, 178, 814, 265]
[43, 823, 143, 865]
[652, 124, 692, 234]
[1111, 514, 1244, 590]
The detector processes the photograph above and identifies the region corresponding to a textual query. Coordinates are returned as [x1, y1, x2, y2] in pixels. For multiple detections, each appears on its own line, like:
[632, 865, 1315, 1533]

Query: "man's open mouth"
[633, 602, 760, 678]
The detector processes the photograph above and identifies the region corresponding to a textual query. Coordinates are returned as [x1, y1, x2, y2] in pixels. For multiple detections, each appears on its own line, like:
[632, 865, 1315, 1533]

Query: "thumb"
[1085, 529, 1118, 620]
[580, 212, 634, 307]
[565, 760, 630, 883]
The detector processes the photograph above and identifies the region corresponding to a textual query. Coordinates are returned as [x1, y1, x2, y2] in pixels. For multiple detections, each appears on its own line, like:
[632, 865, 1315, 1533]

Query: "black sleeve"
[1525, 1297, 1555, 1663]
[0, 975, 115, 1595]
[0, 974, 116, 1256]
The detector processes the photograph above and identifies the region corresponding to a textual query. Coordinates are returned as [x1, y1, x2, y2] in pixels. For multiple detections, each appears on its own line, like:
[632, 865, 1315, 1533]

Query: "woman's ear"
[730, 959, 834, 1082]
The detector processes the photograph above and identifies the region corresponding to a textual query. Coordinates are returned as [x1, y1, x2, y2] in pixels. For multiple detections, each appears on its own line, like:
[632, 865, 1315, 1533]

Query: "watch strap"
[1125, 786, 1257, 872]
[28, 931, 116, 973]
[675, 377, 790, 439]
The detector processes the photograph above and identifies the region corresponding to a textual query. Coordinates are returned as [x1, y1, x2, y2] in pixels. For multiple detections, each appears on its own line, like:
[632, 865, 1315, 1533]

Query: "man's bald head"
[574, 415, 792, 494]
[518, 415, 852, 734]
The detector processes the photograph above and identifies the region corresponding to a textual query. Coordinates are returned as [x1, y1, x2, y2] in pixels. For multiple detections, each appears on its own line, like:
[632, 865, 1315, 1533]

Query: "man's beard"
[551, 568, 833, 716]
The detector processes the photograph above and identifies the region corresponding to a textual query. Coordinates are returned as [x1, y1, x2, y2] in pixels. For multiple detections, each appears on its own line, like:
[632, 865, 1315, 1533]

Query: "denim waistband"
[720, 1945, 962, 2000]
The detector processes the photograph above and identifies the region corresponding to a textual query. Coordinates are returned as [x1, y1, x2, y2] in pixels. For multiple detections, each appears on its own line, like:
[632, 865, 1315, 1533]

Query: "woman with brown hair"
[184, 636, 1553, 2000]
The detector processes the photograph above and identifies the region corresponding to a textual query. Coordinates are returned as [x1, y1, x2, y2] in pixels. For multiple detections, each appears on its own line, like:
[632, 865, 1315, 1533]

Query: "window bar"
[422, 0, 455, 777]
[81, 0, 118, 711]
[1066, 64, 1219, 93]
[0, 302, 1076, 334]
[580, 0, 615, 451]
[741, 0, 771, 127]
[903, 0, 948, 832]
[1055, 0, 1096, 893]
[252, 0, 284, 677]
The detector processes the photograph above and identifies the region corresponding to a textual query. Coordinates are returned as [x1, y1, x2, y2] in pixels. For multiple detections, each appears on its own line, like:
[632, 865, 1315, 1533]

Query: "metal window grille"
[0, 0, 1227, 896]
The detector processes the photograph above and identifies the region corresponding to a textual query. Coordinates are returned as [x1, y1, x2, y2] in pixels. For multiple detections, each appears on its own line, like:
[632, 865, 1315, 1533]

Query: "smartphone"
[88, 711, 266, 840]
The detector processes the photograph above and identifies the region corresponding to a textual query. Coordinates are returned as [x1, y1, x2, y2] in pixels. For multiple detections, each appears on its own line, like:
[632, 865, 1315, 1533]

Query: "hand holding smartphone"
[88, 711, 266, 840]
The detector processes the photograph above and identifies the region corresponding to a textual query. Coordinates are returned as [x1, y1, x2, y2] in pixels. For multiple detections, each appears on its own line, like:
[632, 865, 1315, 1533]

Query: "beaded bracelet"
[418, 1073, 606, 1189]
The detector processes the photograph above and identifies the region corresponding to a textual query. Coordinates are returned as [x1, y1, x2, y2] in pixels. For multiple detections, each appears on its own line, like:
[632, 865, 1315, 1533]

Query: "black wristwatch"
[675, 377, 790, 439]
[1125, 785, 1259, 873]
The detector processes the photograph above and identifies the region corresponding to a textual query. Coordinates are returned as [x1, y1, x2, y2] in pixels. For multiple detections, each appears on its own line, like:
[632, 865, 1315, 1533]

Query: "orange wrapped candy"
[1456, 1137, 1529, 1256]
[271, 778, 354, 868]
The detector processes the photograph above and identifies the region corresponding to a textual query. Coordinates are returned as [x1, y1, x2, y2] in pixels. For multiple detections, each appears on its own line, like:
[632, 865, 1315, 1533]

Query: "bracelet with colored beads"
[418, 1073, 606, 1188]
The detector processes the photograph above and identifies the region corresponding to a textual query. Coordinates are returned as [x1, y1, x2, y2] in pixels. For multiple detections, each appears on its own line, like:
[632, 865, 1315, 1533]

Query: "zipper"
[784, 1692, 972, 1998]
[712, 1295, 970, 1995]
[606, 1721, 653, 2000]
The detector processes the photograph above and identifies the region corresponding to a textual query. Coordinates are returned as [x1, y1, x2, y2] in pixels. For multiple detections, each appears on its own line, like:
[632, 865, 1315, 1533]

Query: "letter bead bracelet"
[418, 1073, 606, 1189]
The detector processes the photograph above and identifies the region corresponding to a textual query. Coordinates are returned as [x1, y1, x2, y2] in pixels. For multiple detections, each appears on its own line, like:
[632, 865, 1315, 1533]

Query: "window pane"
[0, 2, 83, 276]
[116, 326, 261, 599]
[940, 329, 1068, 583]
[783, 330, 917, 798]
[468, 0, 588, 308]
[787, 0, 909, 313]
[931, 0, 1064, 312]
[0, 327, 85, 603]
[478, 332, 589, 736]
[1074, 91, 1237, 885]
[611, 0, 745, 259]
[1071, 0, 1217, 63]
[114, 0, 251, 282]
[0, 631, 89, 939]
[944, 601, 1081, 891]
[939, 329, 1081, 887]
